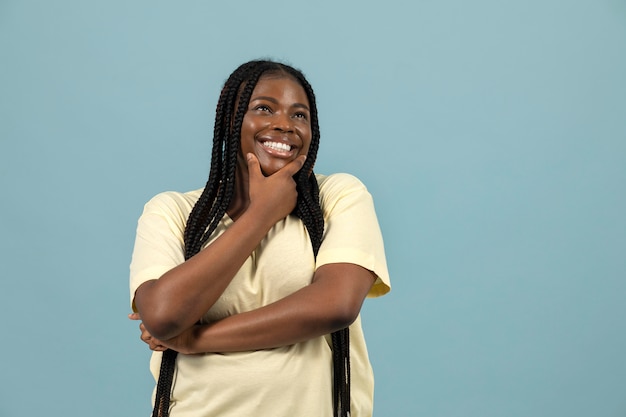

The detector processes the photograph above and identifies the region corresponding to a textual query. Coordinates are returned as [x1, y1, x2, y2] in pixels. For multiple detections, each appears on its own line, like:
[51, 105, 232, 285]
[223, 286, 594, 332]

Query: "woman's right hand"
[246, 153, 306, 226]
[134, 153, 307, 341]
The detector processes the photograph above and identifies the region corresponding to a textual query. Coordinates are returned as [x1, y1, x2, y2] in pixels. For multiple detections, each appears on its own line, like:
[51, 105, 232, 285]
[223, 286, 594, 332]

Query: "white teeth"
[263, 141, 291, 152]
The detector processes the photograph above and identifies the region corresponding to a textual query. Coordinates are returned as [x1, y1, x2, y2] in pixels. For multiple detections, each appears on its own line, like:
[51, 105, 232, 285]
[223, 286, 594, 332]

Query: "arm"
[133, 262, 376, 354]
[133, 154, 306, 341]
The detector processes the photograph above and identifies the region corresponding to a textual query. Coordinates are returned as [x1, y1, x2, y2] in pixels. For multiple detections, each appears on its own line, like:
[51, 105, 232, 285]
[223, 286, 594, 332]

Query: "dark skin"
[130, 76, 375, 354]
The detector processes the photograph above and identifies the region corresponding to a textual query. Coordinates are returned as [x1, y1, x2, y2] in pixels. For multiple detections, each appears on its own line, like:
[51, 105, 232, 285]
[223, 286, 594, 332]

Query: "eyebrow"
[250, 96, 310, 111]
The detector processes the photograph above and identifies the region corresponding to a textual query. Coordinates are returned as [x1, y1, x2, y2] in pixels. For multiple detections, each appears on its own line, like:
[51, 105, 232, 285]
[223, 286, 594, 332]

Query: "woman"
[129, 60, 390, 417]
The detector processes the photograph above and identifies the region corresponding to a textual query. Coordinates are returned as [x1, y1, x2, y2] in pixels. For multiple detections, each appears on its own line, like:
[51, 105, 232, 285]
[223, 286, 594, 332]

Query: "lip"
[256, 135, 299, 159]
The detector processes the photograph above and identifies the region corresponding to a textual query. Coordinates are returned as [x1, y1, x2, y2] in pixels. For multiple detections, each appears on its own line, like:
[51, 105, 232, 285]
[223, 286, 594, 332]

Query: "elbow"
[134, 281, 190, 340]
[144, 316, 185, 341]
[135, 301, 188, 341]
[326, 303, 361, 331]
[317, 289, 366, 332]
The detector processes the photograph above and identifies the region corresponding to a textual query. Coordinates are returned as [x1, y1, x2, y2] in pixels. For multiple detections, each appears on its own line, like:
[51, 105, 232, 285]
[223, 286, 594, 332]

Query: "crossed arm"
[130, 154, 375, 354]
[131, 262, 374, 354]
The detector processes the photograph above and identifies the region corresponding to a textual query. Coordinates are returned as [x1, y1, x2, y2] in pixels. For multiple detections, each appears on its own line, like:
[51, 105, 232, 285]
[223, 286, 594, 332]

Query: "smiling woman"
[128, 60, 391, 417]
[240, 75, 312, 176]
[230, 75, 313, 219]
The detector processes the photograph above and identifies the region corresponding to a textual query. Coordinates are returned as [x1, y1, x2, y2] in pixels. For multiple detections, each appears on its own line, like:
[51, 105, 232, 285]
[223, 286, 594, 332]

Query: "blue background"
[1, 1, 625, 416]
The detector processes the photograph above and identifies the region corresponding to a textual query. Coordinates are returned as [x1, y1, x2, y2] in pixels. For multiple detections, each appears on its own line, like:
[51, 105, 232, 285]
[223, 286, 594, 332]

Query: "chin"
[260, 166, 281, 176]
[260, 161, 288, 176]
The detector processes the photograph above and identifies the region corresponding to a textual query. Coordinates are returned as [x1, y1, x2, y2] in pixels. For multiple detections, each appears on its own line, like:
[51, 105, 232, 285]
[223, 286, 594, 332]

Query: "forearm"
[189, 287, 341, 353]
[180, 263, 375, 353]
[134, 155, 307, 341]
[135, 210, 273, 340]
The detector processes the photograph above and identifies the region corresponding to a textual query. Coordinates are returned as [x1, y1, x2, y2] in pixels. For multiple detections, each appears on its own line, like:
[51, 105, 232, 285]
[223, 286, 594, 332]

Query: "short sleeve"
[315, 174, 391, 297]
[129, 191, 199, 311]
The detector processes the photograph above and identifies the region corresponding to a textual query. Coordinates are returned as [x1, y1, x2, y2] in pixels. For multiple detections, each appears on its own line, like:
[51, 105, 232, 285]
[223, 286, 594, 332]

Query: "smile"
[262, 141, 293, 152]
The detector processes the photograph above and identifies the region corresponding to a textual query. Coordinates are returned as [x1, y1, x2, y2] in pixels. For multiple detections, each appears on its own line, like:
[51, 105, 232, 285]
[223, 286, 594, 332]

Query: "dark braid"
[152, 60, 350, 417]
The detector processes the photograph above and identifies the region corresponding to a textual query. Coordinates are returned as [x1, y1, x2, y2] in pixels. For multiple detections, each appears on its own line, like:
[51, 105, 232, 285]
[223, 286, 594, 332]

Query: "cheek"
[239, 121, 256, 148]
[300, 128, 313, 153]
[304, 137, 313, 155]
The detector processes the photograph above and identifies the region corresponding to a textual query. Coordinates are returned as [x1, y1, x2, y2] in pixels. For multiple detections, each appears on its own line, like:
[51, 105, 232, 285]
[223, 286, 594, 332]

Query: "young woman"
[129, 60, 390, 417]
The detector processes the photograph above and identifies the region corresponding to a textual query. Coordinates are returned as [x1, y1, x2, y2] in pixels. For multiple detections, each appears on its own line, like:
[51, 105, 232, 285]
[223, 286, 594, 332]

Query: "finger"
[280, 154, 307, 177]
[246, 153, 263, 179]
[147, 337, 167, 351]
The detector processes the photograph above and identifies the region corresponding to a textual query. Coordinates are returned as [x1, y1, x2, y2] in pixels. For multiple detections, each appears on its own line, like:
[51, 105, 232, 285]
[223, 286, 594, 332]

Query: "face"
[239, 75, 312, 176]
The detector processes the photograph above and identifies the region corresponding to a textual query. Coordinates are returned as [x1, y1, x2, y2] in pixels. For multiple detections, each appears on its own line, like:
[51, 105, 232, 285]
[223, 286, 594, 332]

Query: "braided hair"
[151, 60, 350, 417]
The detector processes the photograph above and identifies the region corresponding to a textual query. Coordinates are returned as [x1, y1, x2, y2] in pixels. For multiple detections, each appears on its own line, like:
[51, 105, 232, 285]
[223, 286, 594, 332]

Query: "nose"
[272, 112, 294, 132]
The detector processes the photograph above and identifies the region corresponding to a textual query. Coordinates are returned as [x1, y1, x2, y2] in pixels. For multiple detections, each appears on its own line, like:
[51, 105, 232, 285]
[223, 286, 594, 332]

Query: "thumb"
[282, 154, 307, 177]
[246, 153, 263, 178]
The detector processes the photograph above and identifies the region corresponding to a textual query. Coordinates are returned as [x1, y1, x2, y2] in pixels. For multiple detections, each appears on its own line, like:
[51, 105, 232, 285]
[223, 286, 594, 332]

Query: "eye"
[293, 111, 308, 120]
[254, 104, 271, 112]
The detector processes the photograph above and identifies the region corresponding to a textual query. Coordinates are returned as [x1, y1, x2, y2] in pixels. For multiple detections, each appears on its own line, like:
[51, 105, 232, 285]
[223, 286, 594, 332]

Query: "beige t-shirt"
[130, 173, 391, 417]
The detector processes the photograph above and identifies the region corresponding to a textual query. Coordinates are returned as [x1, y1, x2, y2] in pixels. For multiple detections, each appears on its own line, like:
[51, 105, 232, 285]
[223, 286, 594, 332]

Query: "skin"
[130, 75, 375, 354]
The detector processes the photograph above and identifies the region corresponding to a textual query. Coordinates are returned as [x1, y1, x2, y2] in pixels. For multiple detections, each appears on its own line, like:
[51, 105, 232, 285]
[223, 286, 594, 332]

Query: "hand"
[246, 153, 306, 225]
[129, 313, 201, 354]
[129, 313, 168, 352]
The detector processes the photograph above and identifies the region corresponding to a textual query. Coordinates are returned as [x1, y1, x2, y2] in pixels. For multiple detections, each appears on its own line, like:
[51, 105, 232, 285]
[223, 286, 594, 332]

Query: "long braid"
[151, 60, 350, 417]
[150, 65, 253, 417]
[151, 348, 177, 417]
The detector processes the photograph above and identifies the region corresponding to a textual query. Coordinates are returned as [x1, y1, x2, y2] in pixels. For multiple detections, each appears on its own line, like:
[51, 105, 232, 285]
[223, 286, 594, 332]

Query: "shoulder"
[141, 188, 204, 219]
[315, 172, 368, 195]
[314, 173, 374, 218]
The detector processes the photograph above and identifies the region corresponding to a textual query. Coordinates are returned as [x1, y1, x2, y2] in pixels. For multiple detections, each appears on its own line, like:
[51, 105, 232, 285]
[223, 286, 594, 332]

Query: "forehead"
[251, 75, 309, 105]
